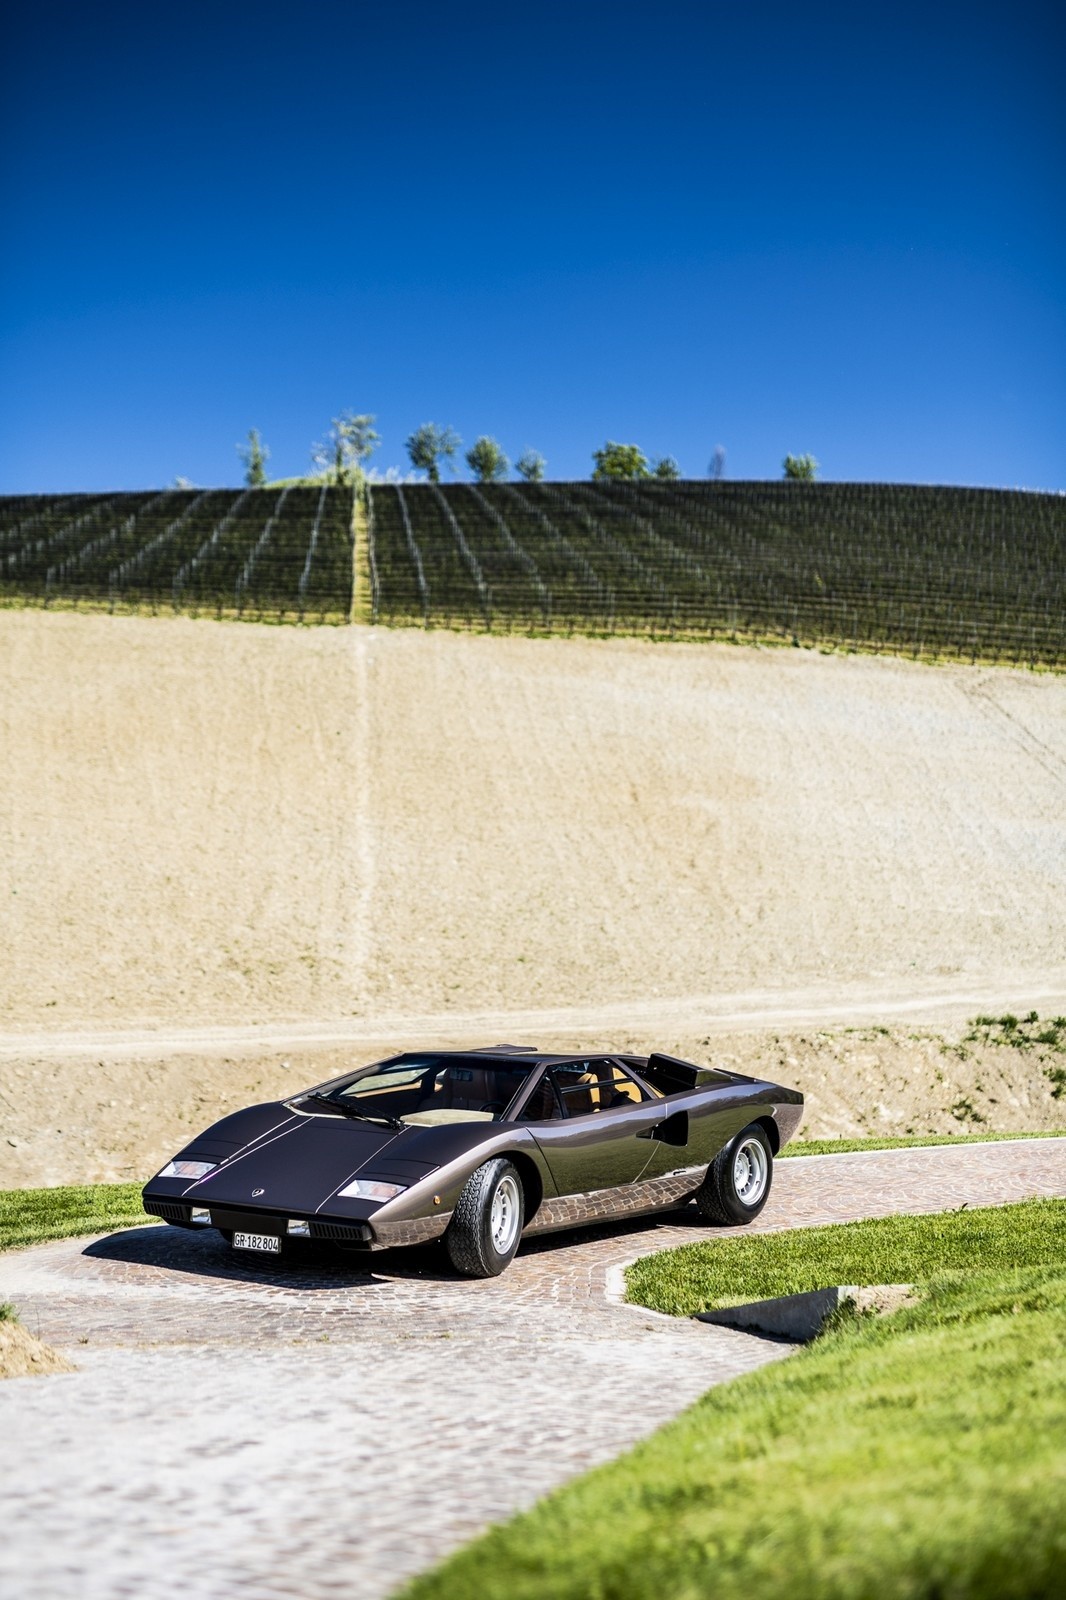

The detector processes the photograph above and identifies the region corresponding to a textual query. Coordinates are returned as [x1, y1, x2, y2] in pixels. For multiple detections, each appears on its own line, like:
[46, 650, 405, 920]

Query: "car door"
[521, 1059, 668, 1197]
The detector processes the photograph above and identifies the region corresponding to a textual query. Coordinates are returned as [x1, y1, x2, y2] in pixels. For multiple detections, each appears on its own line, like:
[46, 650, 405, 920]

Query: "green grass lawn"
[0, 1182, 148, 1252]
[401, 1198, 1066, 1600]
[626, 1194, 1066, 1314]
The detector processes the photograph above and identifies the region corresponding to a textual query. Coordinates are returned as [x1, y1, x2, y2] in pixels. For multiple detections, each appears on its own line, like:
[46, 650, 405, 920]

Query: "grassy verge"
[782, 1128, 1065, 1157]
[0, 1183, 148, 1252]
[402, 1201, 1066, 1600]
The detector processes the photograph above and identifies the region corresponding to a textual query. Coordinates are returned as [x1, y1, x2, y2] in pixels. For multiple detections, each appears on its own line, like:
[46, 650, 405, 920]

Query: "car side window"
[592, 1061, 647, 1109]
[518, 1061, 650, 1122]
[517, 1074, 565, 1122]
[551, 1060, 647, 1118]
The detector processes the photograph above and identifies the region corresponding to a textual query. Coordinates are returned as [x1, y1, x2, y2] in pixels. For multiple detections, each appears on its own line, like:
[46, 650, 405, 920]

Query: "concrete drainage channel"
[697, 1283, 917, 1339]
[607, 1262, 917, 1341]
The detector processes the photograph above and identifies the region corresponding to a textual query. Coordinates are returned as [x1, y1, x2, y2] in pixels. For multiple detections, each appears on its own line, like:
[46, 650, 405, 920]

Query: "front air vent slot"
[310, 1221, 372, 1242]
[144, 1200, 190, 1224]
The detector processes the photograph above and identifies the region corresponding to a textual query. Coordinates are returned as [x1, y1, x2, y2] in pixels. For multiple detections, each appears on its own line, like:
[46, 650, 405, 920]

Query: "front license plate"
[232, 1231, 281, 1254]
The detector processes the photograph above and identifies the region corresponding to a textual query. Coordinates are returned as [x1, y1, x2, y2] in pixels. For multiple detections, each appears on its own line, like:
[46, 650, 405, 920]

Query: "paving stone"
[0, 1138, 1063, 1600]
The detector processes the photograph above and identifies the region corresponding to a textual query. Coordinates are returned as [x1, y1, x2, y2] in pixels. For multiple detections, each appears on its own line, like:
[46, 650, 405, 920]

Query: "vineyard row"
[366, 482, 1065, 667]
[2, 482, 1063, 666]
[0, 485, 355, 622]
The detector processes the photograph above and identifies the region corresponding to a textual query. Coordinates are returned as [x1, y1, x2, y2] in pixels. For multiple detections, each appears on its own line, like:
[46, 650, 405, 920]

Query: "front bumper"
[142, 1192, 455, 1250]
[142, 1197, 373, 1246]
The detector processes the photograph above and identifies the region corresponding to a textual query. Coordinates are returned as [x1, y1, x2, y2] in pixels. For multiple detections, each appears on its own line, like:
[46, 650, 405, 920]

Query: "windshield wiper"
[305, 1092, 405, 1132]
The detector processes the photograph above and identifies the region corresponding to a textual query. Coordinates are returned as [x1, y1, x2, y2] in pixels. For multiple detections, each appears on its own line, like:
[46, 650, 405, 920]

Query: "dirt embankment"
[2, 1022, 1062, 1188]
[1, 610, 1064, 1186]
[0, 1316, 73, 1379]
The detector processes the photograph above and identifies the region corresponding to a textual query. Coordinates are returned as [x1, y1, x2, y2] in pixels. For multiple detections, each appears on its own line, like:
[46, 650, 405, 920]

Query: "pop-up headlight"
[159, 1159, 216, 1180]
[337, 1178, 407, 1202]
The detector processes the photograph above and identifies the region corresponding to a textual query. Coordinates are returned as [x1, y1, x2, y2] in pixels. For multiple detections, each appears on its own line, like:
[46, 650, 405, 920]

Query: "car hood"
[151, 1100, 524, 1216]
[181, 1108, 406, 1210]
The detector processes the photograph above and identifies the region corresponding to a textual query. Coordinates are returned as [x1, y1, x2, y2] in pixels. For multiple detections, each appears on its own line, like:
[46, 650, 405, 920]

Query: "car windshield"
[304, 1055, 536, 1126]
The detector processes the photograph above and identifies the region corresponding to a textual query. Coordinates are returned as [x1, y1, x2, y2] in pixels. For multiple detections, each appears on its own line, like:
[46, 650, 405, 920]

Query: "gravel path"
[5, 969, 1066, 1062]
[1, 1139, 1064, 1600]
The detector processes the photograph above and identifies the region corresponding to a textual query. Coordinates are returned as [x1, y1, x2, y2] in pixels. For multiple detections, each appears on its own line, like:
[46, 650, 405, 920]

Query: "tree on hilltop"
[237, 428, 269, 488]
[339, 413, 380, 471]
[312, 412, 380, 486]
[709, 445, 726, 480]
[592, 441, 651, 480]
[516, 448, 546, 482]
[465, 436, 509, 481]
[783, 452, 819, 480]
[652, 456, 681, 480]
[406, 422, 461, 482]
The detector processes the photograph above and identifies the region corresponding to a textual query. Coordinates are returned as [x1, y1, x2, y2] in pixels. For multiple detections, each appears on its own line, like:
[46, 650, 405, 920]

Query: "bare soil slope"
[2, 1023, 1064, 1188]
[1, 611, 1064, 1184]
[0, 1317, 73, 1379]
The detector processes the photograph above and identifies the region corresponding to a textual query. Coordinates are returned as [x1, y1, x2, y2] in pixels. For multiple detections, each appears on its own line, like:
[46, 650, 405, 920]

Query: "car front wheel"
[445, 1158, 525, 1277]
[695, 1123, 773, 1225]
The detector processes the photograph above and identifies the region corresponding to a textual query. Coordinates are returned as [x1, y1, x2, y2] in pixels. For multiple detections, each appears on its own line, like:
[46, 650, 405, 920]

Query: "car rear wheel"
[445, 1158, 525, 1277]
[695, 1123, 773, 1225]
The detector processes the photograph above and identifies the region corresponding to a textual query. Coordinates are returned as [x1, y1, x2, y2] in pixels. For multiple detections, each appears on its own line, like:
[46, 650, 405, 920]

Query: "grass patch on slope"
[402, 1201, 1066, 1600]
[0, 1183, 148, 1252]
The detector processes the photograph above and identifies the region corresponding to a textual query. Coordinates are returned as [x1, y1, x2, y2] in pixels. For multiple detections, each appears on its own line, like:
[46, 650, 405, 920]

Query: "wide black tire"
[445, 1158, 525, 1278]
[695, 1123, 773, 1225]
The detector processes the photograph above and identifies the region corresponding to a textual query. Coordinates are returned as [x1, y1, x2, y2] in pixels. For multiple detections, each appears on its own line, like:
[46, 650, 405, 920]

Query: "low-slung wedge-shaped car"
[143, 1047, 804, 1276]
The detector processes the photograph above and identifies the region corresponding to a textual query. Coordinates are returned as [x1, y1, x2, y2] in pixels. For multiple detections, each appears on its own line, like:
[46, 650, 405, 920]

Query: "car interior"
[308, 1054, 660, 1126]
[519, 1061, 649, 1121]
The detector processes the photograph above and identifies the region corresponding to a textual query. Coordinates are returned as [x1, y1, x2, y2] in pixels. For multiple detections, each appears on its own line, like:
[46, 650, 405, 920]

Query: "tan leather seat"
[417, 1065, 498, 1113]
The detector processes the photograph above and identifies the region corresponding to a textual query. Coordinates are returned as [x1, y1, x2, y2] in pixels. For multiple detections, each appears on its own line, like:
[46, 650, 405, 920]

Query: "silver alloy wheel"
[490, 1173, 521, 1254]
[732, 1136, 769, 1207]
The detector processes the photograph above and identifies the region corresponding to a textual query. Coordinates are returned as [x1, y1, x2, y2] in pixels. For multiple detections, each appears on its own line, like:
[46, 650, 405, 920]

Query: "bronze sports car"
[142, 1047, 803, 1276]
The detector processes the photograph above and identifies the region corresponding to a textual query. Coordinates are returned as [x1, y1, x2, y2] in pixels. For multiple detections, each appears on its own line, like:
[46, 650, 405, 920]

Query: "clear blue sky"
[2, 0, 1063, 491]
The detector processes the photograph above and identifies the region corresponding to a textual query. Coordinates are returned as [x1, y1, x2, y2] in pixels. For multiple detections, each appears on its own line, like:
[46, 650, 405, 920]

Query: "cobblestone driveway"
[1, 1139, 1063, 1600]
